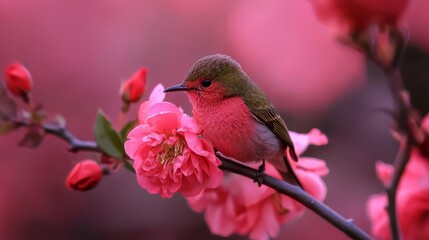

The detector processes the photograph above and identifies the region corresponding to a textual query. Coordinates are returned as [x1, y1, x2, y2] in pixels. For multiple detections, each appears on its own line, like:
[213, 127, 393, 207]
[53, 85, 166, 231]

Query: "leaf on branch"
[0, 82, 17, 120]
[22, 104, 47, 122]
[94, 110, 125, 159]
[123, 160, 136, 173]
[119, 120, 137, 141]
[18, 123, 45, 148]
[0, 119, 16, 135]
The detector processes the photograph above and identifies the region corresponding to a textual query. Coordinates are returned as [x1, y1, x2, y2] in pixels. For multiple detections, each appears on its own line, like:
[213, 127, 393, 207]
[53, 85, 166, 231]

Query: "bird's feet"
[253, 159, 265, 187]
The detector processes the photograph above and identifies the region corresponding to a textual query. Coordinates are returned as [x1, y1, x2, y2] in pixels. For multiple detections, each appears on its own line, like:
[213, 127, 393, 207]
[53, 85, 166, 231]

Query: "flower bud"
[66, 160, 103, 191]
[5, 62, 33, 97]
[120, 67, 147, 103]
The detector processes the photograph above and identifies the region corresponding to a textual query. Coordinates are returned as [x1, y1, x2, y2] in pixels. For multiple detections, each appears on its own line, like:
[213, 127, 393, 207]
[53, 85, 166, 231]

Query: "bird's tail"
[280, 155, 303, 189]
[287, 144, 299, 162]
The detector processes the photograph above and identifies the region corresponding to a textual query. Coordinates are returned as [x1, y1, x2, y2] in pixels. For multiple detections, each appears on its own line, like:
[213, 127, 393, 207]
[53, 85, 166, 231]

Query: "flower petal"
[205, 203, 236, 237]
[289, 128, 328, 156]
[149, 83, 165, 105]
[297, 157, 329, 176]
[375, 161, 394, 187]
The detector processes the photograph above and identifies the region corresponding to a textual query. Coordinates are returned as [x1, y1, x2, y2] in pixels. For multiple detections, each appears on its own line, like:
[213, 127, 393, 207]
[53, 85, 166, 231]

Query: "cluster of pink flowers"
[124, 84, 223, 198]
[367, 114, 429, 240]
[186, 129, 329, 240]
[124, 84, 330, 239]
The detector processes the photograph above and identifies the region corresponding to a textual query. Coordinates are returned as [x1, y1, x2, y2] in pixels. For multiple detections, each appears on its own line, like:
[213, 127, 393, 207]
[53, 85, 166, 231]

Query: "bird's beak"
[164, 84, 190, 92]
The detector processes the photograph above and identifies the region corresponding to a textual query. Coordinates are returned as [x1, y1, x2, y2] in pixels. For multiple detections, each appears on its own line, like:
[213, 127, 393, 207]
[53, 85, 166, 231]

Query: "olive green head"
[181, 54, 251, 98]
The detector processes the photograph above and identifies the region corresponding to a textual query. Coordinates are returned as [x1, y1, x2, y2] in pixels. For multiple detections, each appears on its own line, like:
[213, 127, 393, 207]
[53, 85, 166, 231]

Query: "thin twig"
[385, 136, 412, 240]
[13, 120, 99, 152]
[383, 69, 414, 240]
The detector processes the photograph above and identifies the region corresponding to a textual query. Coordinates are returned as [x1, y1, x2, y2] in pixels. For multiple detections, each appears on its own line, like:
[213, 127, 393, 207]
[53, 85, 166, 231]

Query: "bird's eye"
[201, 79, 212, 88]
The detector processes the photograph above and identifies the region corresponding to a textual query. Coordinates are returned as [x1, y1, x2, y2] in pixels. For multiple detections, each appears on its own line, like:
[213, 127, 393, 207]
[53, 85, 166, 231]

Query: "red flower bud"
[120, 67, 147, 103]
[5, 62, 33, 96]
[66, 160, 103, 191]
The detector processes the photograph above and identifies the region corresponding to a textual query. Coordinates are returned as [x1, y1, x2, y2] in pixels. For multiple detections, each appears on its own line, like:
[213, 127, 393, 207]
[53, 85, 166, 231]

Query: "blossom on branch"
[367, 150, 429, 240]
[367, 113, 429, 239]
[124, 84, 223, 198]
[5, 62, 33, 97]
[309, 0, 409, 32]
[186, 129, 329, 240]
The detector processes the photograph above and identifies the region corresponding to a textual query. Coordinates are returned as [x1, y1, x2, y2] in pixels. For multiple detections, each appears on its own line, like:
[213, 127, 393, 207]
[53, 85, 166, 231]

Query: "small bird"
[164, 54, 301, 187]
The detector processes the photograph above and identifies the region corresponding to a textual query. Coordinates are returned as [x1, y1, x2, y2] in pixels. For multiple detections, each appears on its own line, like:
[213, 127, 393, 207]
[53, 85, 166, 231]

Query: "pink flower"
[405, 0, 429, 51]
[367, 149, 429, 240]
[289, 128, 329, 156]
[309, 0, 409, 32]
[124, 84, 223, 198]
[186, 129, 329, 240]
[120, 67, 147, 103]
[5, 61, 33, 97]
[66, 160, 103, 191]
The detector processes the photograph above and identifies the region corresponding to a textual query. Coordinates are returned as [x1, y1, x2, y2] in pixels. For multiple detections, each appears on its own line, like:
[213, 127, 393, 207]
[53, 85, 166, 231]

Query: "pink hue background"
[1, 1, 429, 239]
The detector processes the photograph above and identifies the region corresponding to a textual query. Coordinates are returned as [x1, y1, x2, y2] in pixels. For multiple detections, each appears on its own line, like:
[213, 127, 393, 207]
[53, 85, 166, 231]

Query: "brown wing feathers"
[251, 107, 298, 161]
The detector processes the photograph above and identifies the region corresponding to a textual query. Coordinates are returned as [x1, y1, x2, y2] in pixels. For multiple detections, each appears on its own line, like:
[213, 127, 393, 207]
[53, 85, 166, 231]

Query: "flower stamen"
[156, 136, 186, 167]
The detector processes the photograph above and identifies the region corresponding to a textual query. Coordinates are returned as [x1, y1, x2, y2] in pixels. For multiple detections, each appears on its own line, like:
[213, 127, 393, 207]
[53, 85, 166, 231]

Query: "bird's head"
[164, 54, 250, 106]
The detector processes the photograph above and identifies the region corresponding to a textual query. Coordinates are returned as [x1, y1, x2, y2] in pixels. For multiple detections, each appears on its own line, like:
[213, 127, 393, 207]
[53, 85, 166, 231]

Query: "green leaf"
[0, 82, 17, 120]
[120, 120, 138, 141]
[94, 110, 125, 159]
[123, 160, 136, 173]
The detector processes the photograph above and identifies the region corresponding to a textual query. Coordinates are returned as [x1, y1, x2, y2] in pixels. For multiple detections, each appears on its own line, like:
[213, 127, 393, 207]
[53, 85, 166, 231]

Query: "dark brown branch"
[385, 136, 411, 240]
[363, 27, 412, 238]
[11, 119, 371, 239]
[218, 154, 371, 240]
[43, 123, 100, 152]
[383, 69, 414, 240]
[13, 120, 99, 152]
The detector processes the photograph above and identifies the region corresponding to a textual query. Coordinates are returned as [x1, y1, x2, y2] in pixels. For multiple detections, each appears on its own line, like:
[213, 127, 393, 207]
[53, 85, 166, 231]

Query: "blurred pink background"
[1, 1, 429, 239]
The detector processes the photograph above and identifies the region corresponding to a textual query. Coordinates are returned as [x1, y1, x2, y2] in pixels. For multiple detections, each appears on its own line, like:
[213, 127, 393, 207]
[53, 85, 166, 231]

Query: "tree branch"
[218, 154, 371, 240]
[12, 119, 371, 240]
[385, 136, 411, 240]
[383, 69, 414, 240]
[13, 120, 99, 152]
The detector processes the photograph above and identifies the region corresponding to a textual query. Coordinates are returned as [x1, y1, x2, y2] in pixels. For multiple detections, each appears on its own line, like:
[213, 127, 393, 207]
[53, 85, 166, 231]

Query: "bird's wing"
[251, 106, 298, 161]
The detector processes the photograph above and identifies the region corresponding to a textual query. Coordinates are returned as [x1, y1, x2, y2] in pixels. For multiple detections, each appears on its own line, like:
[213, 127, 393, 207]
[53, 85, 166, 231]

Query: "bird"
[164, 54, 301, 187]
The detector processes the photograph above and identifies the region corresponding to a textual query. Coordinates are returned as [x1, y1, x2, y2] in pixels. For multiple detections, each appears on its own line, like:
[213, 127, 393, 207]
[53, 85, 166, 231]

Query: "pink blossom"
[367, 149, 429, 240]
[309, 0, 409, 33]
[186, 129, 329, 240]
[289, 128, 329, 156]
[405, 0, 429, 51]
[124, 84, 223, 198]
